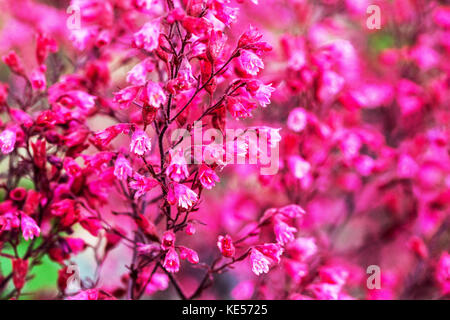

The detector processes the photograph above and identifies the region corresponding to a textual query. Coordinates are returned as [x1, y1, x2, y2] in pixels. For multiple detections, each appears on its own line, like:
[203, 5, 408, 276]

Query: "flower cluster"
[0, 0, 449, 301]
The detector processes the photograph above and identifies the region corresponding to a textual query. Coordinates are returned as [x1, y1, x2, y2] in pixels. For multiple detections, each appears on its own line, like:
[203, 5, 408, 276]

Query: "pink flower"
[436, 252, 450, 295]
[161, 230, 176, 250]
[143, 81, 167, 108]
[67, 289, 99, 300]
[238, 25, 263, 49]
[2, 51, 24, 75]
[0, 83, 8, 105]
[274, 219, 297, 245]
[178, 246, 199, 264]
[287, 237, 317, 262]
[129, 173, 158, 199]
[319, 265, 349, 286]
[308, 282, 341, 300]
[163, 248, 180, 273]
[80, 217, 102, 237]
[278, 204, 306, 219]
[210, 1, 238, 26]
[133, 21, 160, 52]
[239, 50, 264, 76]
[198, 165, 220, 189]
[287, 155, 311, 180]
[166, 149, 189, 182]
[217, 234, 236, 258]
[227, 96, 254, 119]
[114, 154, 133, 181]
[250, 248, 271, 276]
[113, 86, 140, 109]
[30, 66, 47, 91]
[255, 243, 283, 263]
[167, 183, 198, 210]
[130, 129, 152, 156]
[145, 273, 169, 295]
[246, 80, 275, 107]
[185, 223, 196, 235]
[317, 70, 344, 103]
[408, 236, 428, 259]
[21, 214, 40, 241]
[12, 259, 28, 290]
[91, 127, 121, 149]
[287, 108, 308, 132]
[0, 128, 17, 154]
[207, 30, 227, 62]
[127, 58, 155, 85]
[231, 281, 254, 300]
[284, 259, 308, 283]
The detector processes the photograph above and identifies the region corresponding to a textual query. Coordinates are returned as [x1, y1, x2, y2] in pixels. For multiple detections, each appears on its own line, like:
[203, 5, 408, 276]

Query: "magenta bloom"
[163, 248, 180, 273]
[143, 81, 167, 108]
[0, 128, 16, 154]
[113, 86, 140, 109]
[161, 230, 176, 250]
[130, 130, 152, 156]
[274, 219, 297, 245]
[133, 21, 160, 52]
[21, 214, 40, 241]
[114, 154, 133, 181]
[198, 165, 220, 190]
[287, 107, 308, 132]
[167, 183, 198, 210]
[178, 246, 199, 264]
[436, 252, 450, 295]
[217, 234, 236, 258]
[166, 149, 189, 182]
[249, 248, 270, 276]
[129, 173, 158, 199]
[239, 50, 264, 76]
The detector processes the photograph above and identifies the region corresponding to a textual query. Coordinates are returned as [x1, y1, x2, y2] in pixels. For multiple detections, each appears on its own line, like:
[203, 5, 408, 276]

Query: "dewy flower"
[114, 154, 133, 181]
[198, 164, 220, 189]
[239, 50, 264, 76]
[250, 248, 271, 276]
[133, 21, 160, 52]
[21, 214, 41, 241]
[274, 219, 297, 245]
[217, 234, 236, 258]
[130, 129, 152, 156]
[167, 183, 198, 210]
[0, 128, 16, 154]
[166, 148, 189, 182]
[163, 248, 180, 273]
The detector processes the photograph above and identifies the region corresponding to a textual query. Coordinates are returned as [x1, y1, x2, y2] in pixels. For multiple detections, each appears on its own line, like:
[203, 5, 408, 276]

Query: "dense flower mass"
[0, 0, 449, 301]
